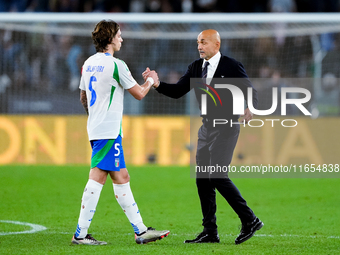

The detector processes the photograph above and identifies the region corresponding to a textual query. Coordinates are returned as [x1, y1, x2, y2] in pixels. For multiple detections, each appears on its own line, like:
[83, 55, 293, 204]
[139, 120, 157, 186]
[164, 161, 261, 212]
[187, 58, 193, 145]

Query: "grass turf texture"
[0, 165, 339, 255]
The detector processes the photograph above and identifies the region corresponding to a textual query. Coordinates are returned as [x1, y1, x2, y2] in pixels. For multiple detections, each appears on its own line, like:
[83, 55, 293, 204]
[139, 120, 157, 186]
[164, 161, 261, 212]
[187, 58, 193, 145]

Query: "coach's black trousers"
[196, 120, 255, 234]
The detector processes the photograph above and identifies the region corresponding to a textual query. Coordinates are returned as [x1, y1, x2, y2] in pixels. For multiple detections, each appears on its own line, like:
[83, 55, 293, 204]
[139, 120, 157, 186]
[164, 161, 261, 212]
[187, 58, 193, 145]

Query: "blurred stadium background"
[1, 1, 340, 166]
[1, 3, 340, 255]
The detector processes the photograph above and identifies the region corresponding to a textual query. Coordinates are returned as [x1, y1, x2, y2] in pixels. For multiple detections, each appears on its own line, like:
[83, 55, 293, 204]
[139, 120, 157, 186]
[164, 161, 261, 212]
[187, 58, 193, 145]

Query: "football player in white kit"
[71, 20, 169, 245]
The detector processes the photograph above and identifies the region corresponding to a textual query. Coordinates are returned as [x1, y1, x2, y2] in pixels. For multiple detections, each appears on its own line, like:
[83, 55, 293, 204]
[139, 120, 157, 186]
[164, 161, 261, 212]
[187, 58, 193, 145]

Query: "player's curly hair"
[92, 20, 120, 52]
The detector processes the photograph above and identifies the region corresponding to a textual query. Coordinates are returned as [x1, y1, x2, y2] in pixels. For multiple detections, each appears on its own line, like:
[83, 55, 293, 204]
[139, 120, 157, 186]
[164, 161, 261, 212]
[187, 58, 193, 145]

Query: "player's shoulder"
[81, 54, 97, 73]
[83, 54, 94, 65]
[113, 57, 125, 64]
[113, 57, 130, 71]
[84, 52, 104, 64]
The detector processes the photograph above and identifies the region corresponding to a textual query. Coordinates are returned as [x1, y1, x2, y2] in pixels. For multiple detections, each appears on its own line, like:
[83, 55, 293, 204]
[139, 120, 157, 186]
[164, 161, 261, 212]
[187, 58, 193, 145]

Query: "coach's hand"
[240, 108, 253, 123]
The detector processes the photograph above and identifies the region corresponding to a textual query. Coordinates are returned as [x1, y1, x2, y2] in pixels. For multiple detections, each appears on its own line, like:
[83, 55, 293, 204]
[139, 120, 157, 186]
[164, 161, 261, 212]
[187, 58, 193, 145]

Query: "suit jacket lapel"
[213, 54, 225, 78]
[196, 59, 207, 89]
[197, 58, 204, 78]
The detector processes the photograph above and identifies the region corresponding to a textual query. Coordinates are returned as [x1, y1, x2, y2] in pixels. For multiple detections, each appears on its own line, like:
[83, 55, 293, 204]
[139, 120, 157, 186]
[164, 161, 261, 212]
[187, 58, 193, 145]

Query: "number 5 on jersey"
[89, 76, 97, 107]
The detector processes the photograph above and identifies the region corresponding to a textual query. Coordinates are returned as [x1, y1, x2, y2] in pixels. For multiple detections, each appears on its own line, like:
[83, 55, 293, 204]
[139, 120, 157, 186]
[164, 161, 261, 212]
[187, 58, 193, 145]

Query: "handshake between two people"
[142, 67, 160, 88]
[140, 66, 253, 124]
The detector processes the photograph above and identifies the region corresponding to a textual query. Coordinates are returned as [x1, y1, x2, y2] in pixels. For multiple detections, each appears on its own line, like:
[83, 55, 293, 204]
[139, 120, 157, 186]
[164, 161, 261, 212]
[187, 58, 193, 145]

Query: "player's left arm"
[80, 90, 88, 115]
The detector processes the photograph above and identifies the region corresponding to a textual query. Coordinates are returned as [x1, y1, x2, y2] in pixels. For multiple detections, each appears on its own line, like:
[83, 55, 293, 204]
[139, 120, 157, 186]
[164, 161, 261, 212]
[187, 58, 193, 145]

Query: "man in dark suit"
[143, 29, 263, 245]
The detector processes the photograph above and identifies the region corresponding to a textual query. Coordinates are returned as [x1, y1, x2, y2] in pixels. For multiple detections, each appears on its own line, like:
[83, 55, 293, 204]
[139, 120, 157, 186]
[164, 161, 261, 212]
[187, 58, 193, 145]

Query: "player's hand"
[142, 67, 151, 81]
[148, 70, 160, 88]
[240, 108, 253, 123]
[150, 71, 160, 88]
[142, 67, 160, 88]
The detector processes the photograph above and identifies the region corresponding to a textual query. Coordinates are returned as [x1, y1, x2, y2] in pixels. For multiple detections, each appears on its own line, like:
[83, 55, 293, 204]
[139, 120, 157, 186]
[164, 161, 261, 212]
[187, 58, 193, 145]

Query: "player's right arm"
[80, 89, 88, 115]
[79, 67, 89, 115]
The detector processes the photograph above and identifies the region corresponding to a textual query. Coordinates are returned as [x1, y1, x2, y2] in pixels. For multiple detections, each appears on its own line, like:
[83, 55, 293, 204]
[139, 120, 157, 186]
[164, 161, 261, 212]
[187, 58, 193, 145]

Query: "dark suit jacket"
[156, 54, 258, 120]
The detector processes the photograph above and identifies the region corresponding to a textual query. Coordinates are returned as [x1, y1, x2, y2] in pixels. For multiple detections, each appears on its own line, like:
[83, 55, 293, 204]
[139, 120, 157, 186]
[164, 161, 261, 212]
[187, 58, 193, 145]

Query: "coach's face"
[112, 29, 123, 52]
[197, 30, 221, 60]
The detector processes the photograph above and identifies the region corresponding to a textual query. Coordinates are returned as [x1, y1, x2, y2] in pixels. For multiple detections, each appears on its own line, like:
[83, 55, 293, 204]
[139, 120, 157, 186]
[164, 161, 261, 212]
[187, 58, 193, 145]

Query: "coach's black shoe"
[235, 217, 264, 245]
[184, 232, 220, 243]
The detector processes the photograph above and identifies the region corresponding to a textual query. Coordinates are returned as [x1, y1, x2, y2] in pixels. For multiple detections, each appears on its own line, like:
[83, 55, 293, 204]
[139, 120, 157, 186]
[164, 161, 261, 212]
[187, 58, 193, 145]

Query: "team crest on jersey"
[115, 158, 120, 167]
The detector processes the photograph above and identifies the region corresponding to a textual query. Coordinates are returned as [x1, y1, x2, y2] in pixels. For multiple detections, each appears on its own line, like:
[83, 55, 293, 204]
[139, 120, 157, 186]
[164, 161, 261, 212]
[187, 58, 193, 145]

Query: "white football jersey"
[79, 52, 136, 141]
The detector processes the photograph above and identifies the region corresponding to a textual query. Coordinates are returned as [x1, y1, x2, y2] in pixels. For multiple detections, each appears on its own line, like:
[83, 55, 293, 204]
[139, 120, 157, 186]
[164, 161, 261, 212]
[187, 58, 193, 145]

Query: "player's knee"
[110, 168, 130, 184]
[89, 167, 108, 185]
[121, 171, 130, 183]
[119, 172, 130, 184]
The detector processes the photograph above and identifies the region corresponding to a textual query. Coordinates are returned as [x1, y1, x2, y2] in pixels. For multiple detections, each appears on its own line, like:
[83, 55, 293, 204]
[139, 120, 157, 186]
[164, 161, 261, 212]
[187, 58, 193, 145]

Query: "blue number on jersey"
[89, 76, 97, 107]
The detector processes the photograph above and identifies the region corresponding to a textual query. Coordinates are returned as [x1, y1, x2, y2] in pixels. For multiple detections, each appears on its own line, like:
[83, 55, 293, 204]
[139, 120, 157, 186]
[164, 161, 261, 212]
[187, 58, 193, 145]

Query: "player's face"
[197, 33, 219, 60]
[112, 29, 123, 52]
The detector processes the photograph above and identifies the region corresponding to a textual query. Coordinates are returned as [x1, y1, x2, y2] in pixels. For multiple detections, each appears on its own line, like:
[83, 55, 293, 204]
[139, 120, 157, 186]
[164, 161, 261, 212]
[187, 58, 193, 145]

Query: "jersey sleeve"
[115, 59, 137, 90]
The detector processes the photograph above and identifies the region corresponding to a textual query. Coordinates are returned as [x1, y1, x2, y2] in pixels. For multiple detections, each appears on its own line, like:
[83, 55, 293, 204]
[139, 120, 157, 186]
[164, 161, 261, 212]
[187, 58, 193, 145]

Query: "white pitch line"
[0, 220, 47, 236]
[170, 233, 340, 239]
[8, 227, 339, 240]
[53, 232, 340, 239]
[254, 233, 340, 239]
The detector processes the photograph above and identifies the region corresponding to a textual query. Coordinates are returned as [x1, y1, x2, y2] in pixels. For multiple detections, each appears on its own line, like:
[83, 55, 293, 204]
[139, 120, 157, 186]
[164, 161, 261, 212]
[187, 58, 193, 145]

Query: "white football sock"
[75, 179, 103, 238]
[113, 182, 147, 234]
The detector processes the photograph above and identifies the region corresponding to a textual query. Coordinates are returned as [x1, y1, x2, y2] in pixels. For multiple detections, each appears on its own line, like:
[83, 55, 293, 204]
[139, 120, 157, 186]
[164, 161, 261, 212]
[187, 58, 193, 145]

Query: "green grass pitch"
[0, 165, 339, 255]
